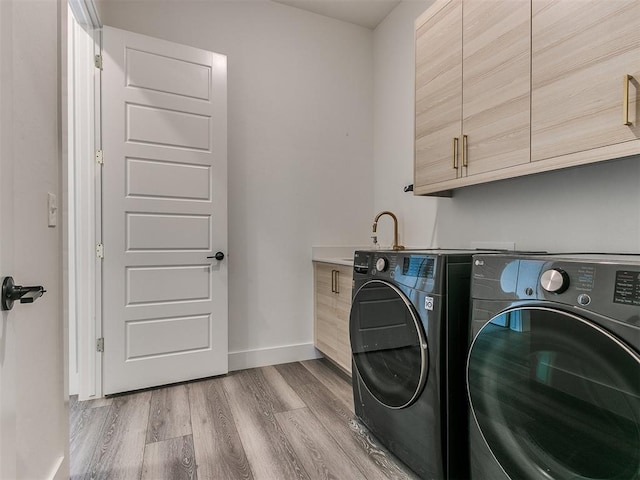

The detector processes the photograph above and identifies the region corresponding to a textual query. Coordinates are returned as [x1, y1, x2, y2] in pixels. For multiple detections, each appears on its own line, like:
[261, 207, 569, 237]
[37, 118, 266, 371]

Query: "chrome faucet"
[372, 211, 405, 251]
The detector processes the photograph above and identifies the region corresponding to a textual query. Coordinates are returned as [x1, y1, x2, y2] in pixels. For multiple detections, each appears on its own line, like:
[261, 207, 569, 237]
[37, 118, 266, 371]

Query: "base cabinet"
[313, 262, 353, 374]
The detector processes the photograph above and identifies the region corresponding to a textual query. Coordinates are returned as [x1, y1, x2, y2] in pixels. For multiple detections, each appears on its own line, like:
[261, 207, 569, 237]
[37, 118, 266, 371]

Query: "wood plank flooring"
[70, 359, 419, 480]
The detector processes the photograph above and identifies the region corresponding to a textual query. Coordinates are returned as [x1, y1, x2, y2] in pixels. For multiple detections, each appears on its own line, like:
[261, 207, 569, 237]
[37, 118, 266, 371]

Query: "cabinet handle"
[462, 134, 468, 167]
[335, 270, 340, 294]
[452, 137, 459, 169]
[623, 74, 633, 126]
[331, 270, 336, 293]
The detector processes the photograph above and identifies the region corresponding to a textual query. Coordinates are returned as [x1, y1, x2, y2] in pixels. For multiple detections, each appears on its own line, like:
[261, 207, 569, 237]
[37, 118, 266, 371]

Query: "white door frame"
[67, 0, 103, 399]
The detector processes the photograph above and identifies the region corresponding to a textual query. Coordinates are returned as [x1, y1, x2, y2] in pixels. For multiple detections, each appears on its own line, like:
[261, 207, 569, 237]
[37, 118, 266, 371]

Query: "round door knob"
[207, 252, 225, 261]
[540, 268, 569, 293]
[375, 257, 388, 272]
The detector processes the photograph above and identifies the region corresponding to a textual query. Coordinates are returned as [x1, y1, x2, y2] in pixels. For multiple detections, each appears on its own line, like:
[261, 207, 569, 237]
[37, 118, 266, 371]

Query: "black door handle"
[207, 252, 225, 261]
[1, 276, 46, 311]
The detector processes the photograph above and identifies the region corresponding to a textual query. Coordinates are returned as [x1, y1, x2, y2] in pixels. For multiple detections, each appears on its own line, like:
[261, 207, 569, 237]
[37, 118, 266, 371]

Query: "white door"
[101, 26, 228, 395]
[0, 0, 68, 478]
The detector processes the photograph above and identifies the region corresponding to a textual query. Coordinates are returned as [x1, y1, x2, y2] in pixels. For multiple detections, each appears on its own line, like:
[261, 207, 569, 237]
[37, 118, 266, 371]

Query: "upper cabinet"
[414, 0, 531, 195]
[531, 0, 640, 162]
[415, 0, 462, 188]
[462, 0, 531, 176]
[414, 0, 639, 196]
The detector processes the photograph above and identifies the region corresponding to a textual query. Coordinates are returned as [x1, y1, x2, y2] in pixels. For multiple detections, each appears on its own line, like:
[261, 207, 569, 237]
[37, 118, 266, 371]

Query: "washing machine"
[349, 249, 474, 479]
[467, 253, 640, 480]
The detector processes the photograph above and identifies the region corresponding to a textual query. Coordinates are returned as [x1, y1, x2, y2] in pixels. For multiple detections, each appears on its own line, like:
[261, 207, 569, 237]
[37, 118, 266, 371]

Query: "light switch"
[48, 193, 57, 227]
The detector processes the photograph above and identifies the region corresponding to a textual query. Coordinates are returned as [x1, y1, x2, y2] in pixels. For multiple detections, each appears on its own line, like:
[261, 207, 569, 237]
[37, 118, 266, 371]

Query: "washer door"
[467, 306, 640, 480]
[349, 280, 428, 409]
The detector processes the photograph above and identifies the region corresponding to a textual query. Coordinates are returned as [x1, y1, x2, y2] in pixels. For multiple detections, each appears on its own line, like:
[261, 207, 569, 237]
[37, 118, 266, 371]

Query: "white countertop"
[313, 256, 354, 266]
[311, 246, 368, 266]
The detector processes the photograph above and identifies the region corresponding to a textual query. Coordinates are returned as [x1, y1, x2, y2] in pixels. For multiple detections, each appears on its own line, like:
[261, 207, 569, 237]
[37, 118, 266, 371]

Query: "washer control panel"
[352, 250, 445, 293]
[540, 268, 570, 294]
[613, 270, 640, 307]
[375, 257, 389, 272]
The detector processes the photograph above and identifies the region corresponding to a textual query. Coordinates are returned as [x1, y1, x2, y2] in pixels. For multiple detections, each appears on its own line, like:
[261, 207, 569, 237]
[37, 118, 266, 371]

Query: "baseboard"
[48, 455, 66, 480]
[229, 342, 323, 372]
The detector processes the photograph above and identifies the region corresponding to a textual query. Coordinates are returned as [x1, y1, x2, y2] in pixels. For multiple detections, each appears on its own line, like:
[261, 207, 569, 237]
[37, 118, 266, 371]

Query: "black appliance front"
[467, 255, 640, 480]
[350, 250, 472, 480]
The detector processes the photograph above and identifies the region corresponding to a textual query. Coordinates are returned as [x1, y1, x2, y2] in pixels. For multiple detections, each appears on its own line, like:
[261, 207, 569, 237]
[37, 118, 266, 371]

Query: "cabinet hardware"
[335, 270, 340, 294]
[452, 137, 459, 169]
[623, 74, 633, 126]
[462, 135, 468, 167]
[331, 269, 336, 293]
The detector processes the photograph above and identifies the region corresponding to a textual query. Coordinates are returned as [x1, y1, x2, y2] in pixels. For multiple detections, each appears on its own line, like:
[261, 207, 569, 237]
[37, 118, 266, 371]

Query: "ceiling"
[271, 0, 401, 29]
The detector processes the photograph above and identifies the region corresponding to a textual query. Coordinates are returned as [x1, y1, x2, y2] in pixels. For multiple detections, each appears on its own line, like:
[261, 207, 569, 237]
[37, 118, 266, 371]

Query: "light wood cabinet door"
[313, 263, 353, 374]
[415, 0, 463, 189]
[531, 0, 640, 162]
[414, 0, 530, 193]
[462, 0, 531, 176]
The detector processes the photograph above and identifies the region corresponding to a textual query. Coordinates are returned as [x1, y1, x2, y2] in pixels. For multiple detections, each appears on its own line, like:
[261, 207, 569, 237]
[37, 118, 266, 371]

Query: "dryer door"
[467, 306, 640, 480]
[349, 280, 428, 409]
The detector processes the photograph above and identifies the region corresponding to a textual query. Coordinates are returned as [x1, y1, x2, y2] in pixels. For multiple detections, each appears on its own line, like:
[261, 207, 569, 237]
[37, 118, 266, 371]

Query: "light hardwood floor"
[70, 359, 419, 480]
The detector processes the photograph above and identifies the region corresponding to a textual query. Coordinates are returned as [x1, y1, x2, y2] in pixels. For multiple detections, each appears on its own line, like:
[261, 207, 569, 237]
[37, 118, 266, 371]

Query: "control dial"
[375, 257, 388, 272]
[540, 268, 570, 294]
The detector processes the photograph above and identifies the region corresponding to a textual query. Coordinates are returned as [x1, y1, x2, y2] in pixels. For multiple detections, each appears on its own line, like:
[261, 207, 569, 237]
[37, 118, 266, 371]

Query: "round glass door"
[467, 306, 640, 480]
[349, 280, 428, 409]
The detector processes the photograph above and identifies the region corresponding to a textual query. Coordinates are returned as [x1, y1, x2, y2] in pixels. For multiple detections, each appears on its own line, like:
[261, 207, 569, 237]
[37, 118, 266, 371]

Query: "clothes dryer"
[349, 250, 474, 479]
[467, 253, 640, 480]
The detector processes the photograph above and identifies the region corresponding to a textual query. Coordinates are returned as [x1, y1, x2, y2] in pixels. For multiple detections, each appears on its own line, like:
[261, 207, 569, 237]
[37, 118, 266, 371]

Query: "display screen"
[402, 256, 434, 278]
[613, 270, 640, 306]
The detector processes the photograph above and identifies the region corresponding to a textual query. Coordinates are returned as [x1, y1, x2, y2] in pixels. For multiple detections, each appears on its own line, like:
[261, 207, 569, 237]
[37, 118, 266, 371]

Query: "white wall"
[374, 1, 640, 253]
[373, 0, 435, 248]
[96, 0, 375, 367]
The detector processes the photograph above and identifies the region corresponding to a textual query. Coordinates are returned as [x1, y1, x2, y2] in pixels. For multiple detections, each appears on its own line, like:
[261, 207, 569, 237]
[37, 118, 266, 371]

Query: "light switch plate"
[48, 192, 57, 227]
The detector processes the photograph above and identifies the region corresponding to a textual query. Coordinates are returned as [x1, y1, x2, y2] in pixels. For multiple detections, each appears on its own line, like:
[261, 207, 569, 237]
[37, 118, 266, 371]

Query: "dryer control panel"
[472, 254, 640, 327]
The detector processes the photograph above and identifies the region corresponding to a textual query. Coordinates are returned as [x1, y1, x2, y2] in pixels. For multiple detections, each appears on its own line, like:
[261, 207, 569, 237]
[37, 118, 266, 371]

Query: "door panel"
[102, 26, 228, 395]
[415, 0, 463, 187]
[125, 48, 211, 100]
[531, 0, 640, 161]
[126, 104, 211, 150]
[462, 0, 531, 176]
[126, 158, 211, 200]
[126, 213, 211, 251]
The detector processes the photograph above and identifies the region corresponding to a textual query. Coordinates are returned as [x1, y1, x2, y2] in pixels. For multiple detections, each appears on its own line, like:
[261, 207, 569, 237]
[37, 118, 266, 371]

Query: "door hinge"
[96, 338, 104, 352]
[96, 150, 104, 165]
[94, 54, 103, 70]
[96, 243, 104, 259]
